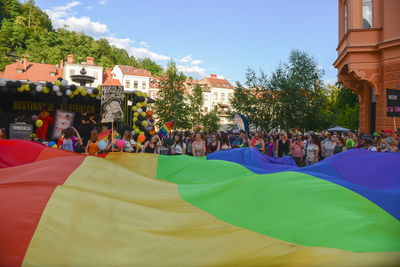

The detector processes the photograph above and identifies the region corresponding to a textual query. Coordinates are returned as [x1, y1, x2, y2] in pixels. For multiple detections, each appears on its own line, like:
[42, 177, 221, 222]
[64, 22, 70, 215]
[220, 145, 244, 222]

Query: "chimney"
[59, 60, 64, 68]
[23, 58, 27, 71]
[210, 74, 217, 79]
[67, 54, 74, 63]
[86, 57, 94, 65]
[105, 68, 112, 78]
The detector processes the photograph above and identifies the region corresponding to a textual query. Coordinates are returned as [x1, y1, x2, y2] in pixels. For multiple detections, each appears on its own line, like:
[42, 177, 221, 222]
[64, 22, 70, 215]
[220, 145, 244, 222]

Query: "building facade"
[200, 74, 234, 125]
[112, 65, 151, 93]
[334, 0, 400, 133]
[63, 55, 103, 87]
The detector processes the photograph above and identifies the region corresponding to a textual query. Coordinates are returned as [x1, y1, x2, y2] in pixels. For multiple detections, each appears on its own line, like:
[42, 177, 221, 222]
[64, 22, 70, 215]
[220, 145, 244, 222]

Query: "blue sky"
[36, 0, 339, 84]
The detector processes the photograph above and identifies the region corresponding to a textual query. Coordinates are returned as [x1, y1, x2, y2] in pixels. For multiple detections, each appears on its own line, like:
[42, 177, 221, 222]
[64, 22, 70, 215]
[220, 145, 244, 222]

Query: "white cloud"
[177, 65, 206, 78]
[86, 6, 94, 10]
[99, 0, 106, 5]
[53, 1, 81, 12]
[178, 54, 192, 63]
[139, 41, 149, 47]
[324, 77, 337, 85]
[129, 47, 170, 61]
[190, 59, 202, 65]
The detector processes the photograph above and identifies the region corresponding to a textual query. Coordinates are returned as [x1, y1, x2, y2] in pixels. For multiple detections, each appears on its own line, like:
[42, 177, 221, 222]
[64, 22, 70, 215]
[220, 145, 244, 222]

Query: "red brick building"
[334, 0, 400, 133]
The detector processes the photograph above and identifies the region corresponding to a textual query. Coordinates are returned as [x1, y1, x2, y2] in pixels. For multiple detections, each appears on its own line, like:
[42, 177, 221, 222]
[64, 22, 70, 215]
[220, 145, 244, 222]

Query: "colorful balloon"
[116, 140, 125, 148]
[132, 106, 138, 112]
[98, 140, 107, 151]
[141, 120, 148, 126]
[138, 135, 146, 143]
[146, 110, 152, 116]
[36, 119, 43, 128]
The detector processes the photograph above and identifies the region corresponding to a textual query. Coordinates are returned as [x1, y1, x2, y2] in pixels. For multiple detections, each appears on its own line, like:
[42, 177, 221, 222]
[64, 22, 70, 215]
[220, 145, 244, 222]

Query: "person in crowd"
[142, 135, 162, 154]
[35, 106, 54, 140]
[172, 134, 186, 155]
[363, 135, 377, 151]
[184, 131, 193, 156]
[220, 133, 232, 150]
[85, 130, 99, 155]
[265, 135, 275, 157]
[106, 130, 122, 152]
[291, 134, 304, 166]
[240, 131, 251, 148]
[79, 111, 91, 145]
[345, 132, 355, 149]
[276, 132, 290, 157]
[60, 127, 82, 152]
[231, 133, 241, 148]
[192, 132, 206, 157]
[123, 131, 138, 153]
[305, 134, 320, 166]
[378, 129, 396, 152]
[355, 133, 364, 149]
[208, 134, 220, 153]
[334, 136, 347, 154]
[252, 132, 265, 153]
[89, 113, 99, 131]
[322, 134, 337, 159]
[0, 127, 6, 139]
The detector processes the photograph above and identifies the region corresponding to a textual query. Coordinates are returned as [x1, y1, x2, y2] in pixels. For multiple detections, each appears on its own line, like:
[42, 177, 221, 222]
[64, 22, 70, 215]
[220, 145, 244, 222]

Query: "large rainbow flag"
[1, 140, 399, 266]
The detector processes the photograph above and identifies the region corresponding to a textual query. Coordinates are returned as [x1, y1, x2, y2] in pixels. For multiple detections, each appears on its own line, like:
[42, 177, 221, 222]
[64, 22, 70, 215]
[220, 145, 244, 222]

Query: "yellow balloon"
[54, 80, 61, 86]
[137, 143, 142, 149]
[97, 85, 101, 90]
[141, 101, 147, 107]
[133, 112, 139, 117]
[134, 128, 140, 134]
[143, 92, 148, 97]
[136, 103, 142, 108]
[136, 91, 142, 97]
[73, 90, 79, 95]
[69, 94, 74, 98]
[17, 86, 24, 92]
[36, 119, 43, 128]
[133, 117, 138, 122]
[141, 120, 148, 126]
[81, 90, 87, 96]
[42, 88, 50, 94]
[139, 131, 145, 136]
[24, 84, 30, 91]
[90, 93, 96, 98]
[140, 112, 146, 118]
[132, 106, 138, 112]
[52, 144, 58, 148]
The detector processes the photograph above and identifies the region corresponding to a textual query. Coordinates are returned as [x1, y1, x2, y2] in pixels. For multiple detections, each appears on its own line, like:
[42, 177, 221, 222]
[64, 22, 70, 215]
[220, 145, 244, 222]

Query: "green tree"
[137, 58, 163, 76]
[188, 84, 204, 130]
[154, 61, 190, 129]
[202, 107, 220, 132]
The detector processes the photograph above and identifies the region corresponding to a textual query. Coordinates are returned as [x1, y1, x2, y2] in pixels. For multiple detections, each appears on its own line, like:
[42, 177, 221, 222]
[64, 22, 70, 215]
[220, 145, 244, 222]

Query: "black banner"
[386, 89, 400, 117]
[101, 86, 124, 123]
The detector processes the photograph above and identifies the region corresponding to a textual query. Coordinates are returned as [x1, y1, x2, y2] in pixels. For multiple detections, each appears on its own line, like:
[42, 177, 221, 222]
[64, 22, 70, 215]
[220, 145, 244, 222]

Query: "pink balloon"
[197, 125, 201, 129]
[116, 140, 125, 148]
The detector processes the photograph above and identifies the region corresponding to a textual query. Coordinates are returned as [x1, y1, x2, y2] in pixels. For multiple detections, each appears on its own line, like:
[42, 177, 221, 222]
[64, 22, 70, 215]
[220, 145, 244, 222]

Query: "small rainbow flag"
[159, 121, 172, 139]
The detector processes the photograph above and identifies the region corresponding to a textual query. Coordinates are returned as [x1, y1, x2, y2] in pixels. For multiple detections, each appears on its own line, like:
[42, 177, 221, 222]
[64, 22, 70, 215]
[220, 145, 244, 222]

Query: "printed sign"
[234, 114, 250, 135]
[52, 109, 75, 139]
[386, 89, 400, 117]
[101, 86, 124, 123]
[9, 123, 33, 140]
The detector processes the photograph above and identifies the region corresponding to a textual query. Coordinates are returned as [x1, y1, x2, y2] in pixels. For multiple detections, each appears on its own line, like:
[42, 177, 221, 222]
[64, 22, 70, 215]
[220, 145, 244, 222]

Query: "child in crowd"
[85, 130, 99, 155]
[123, 131, 138, 153]
[60, 127, 82, 152]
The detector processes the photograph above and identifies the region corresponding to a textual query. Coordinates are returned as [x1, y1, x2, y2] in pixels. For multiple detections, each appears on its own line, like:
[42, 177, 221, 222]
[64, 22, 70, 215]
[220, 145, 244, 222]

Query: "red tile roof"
[203, 76, 234, 89]
[102, 69, 122, 86]
[117, 65, 152, 77]
[1, 60, 62, 82]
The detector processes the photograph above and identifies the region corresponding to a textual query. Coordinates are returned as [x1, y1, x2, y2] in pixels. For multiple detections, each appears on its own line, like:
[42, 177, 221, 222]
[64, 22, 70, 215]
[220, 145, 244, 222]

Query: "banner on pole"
[386, 89, 400, 117]
[101, 86, 124, 123]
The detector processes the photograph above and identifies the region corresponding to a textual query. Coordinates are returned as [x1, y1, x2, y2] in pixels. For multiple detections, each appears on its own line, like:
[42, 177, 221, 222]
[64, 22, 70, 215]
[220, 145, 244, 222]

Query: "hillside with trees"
[0, 0, 163, 75]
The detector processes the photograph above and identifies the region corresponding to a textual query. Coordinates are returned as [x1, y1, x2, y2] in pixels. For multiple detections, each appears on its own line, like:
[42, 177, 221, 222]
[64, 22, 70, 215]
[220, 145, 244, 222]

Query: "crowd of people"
[1, 113, 399, 167]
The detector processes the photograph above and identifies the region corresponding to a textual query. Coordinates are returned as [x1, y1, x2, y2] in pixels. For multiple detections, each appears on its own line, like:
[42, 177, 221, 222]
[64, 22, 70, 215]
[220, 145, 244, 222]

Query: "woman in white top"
[322, 134, 337, 159]
[306, 134, 321, 166]
[192, 133, 206, 157]
[172, 134, 186, 155]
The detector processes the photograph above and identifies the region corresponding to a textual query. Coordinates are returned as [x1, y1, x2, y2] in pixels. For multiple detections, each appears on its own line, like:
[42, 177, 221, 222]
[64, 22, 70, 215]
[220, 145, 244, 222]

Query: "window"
[363, 0, 373, 29]
[125, 68, 129, 73]
[133, 69, 137, 74]
[134, 81, 138, 89]
[214, 92, 218, 100]
[125, 81, 130, 88]
[141, 69, 145, 74]
[142, 81, 146, 89]
[218, 82, 221, 86]
[69, 69, 75, 76]
[50, 72, 55, 76]
[17, 69, 23, 74]
[344, 1, 348, 34]
[151, 92, 157, 99]
[221, 93, 225, 101]
[228, 93, 233, 99]
[224, 83, 227, 87]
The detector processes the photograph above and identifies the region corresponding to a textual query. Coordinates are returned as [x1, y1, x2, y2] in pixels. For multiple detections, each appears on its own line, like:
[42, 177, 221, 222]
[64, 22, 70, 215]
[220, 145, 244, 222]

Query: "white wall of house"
[202, 91, 212, 113]
[63, 63, 103, 87]
[112, 66, 150, 93]
[210, 87, 234, 108]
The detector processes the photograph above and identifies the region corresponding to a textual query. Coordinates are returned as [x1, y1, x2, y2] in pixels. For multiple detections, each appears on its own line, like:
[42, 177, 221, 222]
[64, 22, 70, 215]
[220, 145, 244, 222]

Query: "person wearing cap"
[363, 134, 377, 151]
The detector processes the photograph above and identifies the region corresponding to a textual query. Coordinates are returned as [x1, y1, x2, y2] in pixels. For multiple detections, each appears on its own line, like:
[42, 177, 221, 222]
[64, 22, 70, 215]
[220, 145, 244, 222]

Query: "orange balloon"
[138, 134, 146, 143]
[149, 130, 155, 136]
[146, 110, 152, 116]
